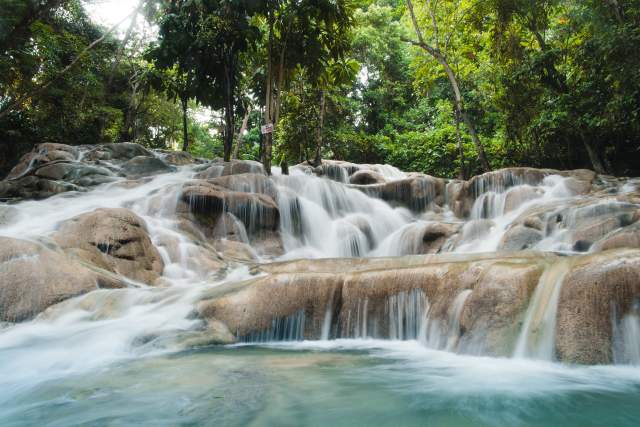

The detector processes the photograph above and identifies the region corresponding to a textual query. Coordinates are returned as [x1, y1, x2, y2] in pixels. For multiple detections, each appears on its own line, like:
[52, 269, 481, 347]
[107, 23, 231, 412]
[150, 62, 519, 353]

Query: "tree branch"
[0, 9, 136, 119]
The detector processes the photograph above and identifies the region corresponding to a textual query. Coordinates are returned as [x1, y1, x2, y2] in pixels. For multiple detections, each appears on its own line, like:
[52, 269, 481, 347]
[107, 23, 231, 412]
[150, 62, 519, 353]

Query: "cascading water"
[3, 148, 640, 425]
[513, 259, 573, 360]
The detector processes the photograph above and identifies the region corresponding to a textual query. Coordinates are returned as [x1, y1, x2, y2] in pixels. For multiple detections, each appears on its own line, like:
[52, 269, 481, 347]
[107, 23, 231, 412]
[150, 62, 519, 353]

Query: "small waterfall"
[445, 290, 472, 351]
[613, 303, 640, 365]
[513, 259, 572, 360]
[240, 310, 306, 342]
[387, 289, 429, 340]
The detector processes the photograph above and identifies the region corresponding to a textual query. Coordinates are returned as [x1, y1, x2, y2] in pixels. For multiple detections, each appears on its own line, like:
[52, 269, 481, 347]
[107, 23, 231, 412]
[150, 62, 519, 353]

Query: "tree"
[257, 0, 354, 174]
[151, 0, 258, 160]
[405, 0, 491, 172]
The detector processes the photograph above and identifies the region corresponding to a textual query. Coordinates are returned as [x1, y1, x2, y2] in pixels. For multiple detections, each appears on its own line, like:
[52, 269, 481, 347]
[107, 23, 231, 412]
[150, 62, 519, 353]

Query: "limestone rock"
[499, 225, 543, 251]
[349, 170, 386, 185]
[0, 237, 116, 322]
[54, 208, 164, 284]
[122, 156, 175, 178]
[556, 250, 640, 364]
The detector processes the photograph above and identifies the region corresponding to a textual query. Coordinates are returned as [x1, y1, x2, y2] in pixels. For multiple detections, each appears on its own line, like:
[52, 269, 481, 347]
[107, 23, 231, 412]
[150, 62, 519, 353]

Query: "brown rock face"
[54, 208, 164, 284]
[195, 160, 265, 179]
[556, 249, 640, 364]
[358, 175, 447, 211]
[0, 237, 120, 322]
[180, 180, 280, 236]
[198, 253, 550, 355]
[349, 170, 386, 185]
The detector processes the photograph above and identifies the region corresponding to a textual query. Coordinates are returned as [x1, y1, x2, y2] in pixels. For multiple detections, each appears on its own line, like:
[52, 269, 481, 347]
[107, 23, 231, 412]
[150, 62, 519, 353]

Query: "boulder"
[503, 186, 542, 213]
[0, 175, 80, 200]
[195, 160, 265, 179]
[207, 173, 278, 201]
[162, 150, 196, 166]
[88, 142, 152, 161]
[556, 249, 640, 364]
[420, 222, 461, 253]
[53, 208, 164, 284]
[358, 175, 446, 211]
[592, 222, 640, 251]
[6, 143, 79, 180]
[34, 162, 116, 186]
[180, 180, 280, 237]
[349, 170, 386, 185]
[0, 237, 121, 322]
[121, 156, 175, 178]
[499, 225, 543, 251]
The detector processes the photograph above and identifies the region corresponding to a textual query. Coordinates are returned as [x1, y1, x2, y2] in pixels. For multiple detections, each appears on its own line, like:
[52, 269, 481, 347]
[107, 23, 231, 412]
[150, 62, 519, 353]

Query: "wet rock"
[592, 223, 640, 251]
[214, 239, 258, 262]
[198, 253, 549, 354]
[450, 219, 494, 250]
[503, 186, 542, 213]
[34, 162, 115, 186]
[180, 180, 280, 237]
[349, 170, 386, 185]
[122, 156, 175, 178]
[420, 222, 461, 253]
[53, 208, 164, 284]
[207, 173, 278, 201]
[499, 225, 543, 251]
[92, 142, 151, 161]
[0, 237, 119, 322]
[161, 150, 196, 166]
[195, 160, 265, 179]
[449, 168, 595, 218]
[0, 175, 80, 200]
[6, 143, 79, 180]
[314, 160, 359, 181]
[556, 249, 640, 364]
[358, 175, 446, 211]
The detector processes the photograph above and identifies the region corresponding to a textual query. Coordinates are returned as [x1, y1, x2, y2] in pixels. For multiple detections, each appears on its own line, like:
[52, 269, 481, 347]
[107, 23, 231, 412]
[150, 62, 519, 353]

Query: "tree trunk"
[233, 107, 250, 159]
[181, 96, 189, 152]
[439, 57, 490, 172]
[405, 0, 490, 172]
[314, 89, 326, 167]
[123, 78, 139, 141]
[262, 17, 275, 175]
[223, 62, 235, 162]
[454, 108, 466, 179]
[580, 132, 607, 174]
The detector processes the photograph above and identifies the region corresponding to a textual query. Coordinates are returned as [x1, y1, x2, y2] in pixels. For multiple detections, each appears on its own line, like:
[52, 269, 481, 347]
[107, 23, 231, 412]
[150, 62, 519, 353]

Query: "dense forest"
[1, 0, 639, 179]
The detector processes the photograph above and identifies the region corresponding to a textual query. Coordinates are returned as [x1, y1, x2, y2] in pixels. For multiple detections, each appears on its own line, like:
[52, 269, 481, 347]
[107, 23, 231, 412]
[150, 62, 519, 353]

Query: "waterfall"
[513, 259, 572, 360]
[613, 303, 640, 365]
[240, 310, 306, 342]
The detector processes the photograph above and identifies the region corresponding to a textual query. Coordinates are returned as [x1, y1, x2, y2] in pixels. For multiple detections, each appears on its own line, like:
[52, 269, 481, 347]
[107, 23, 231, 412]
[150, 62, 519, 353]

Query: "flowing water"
[2, 156, 640, 425]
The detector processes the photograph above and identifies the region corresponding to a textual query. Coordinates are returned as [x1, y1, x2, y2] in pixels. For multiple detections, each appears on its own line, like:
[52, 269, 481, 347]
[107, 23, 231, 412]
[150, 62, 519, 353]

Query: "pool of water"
[2, 339, 640, 427]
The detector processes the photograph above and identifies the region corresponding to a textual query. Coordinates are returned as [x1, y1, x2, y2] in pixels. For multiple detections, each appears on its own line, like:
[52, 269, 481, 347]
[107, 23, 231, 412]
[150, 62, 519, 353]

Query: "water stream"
[1, 155, 640, 425]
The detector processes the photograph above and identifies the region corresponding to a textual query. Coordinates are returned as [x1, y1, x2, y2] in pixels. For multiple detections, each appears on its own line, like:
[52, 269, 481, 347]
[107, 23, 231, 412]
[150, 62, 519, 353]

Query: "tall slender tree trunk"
[262, 17, 275, 175]
[580, 131, 607, 174]
[454, 108, 466, 179]
[314, 89, 326, 166]
[181, 96, 189, 152]
[438, 57, 490, 172]
[406, 0, 490, 172]
[223, 62, 235, 162]
[233, 107, 250, 159]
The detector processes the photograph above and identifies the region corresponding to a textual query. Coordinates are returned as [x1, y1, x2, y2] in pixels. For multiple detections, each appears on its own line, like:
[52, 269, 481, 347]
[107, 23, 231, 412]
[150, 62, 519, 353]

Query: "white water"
[2, 155, 640, 412]
[513, 259, 572, 360]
